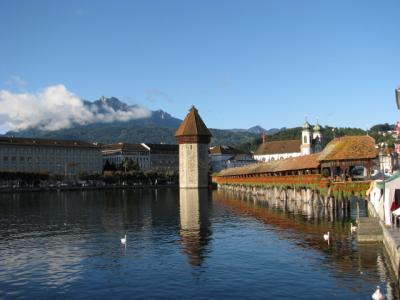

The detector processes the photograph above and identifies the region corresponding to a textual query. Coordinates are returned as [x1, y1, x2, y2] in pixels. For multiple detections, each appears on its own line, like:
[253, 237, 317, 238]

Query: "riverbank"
[368, 202, 400, 284]
[0, 184, 179, 193]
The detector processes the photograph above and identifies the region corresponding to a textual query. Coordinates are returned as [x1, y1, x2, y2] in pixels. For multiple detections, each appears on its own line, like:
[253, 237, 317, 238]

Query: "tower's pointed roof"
[175, 106, 211, 144]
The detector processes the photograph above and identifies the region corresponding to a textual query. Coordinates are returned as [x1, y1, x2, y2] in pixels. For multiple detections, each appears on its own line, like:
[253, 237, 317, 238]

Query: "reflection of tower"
[179, 189, 211, 266]
[175, 106, 212, 188]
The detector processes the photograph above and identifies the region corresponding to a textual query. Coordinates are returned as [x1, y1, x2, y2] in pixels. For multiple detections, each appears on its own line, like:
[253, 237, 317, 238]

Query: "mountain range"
[5, 97, 270, 146]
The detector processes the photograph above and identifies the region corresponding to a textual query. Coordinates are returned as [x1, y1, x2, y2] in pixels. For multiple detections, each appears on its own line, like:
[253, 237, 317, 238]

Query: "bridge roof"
[254, 139, 301, 155]
[216, 153, 320, 177]
[317, 135, 378, 162]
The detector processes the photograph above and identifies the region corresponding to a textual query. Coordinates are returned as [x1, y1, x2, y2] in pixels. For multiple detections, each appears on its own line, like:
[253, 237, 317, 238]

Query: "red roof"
[216, 153, 320, 176]
[254, 140, 301, 155]
[175, 106, 211, 137]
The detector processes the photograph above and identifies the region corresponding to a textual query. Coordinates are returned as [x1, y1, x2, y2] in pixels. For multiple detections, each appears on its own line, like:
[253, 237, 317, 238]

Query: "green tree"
[121, 157, 140, 172]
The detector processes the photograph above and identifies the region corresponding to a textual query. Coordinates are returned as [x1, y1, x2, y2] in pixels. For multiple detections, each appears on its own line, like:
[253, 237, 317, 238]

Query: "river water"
[0, 188, 398, 299]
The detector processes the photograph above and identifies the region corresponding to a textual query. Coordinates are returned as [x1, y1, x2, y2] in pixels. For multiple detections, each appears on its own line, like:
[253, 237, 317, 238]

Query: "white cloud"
[0, 85, 151, 131]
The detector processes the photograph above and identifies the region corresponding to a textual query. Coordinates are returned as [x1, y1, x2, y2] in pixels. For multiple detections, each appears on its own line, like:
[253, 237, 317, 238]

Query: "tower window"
[304, 136, 307, 144]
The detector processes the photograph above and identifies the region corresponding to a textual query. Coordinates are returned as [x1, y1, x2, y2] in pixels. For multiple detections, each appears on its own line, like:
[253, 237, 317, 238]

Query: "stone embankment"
[366, 203, 400, 282]
[357, 217, 383, 242]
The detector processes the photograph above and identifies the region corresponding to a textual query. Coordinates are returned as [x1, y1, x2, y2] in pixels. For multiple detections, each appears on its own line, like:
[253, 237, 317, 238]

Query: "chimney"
[262, 132, 266, 144]
[396, 87, 400, 109]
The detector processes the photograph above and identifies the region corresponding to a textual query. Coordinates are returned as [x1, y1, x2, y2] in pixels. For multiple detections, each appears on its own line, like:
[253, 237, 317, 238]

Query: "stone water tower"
[175, 106, 212, 188]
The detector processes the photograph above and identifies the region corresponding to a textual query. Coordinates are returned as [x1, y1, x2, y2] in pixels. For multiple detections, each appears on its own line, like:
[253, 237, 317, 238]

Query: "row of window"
[0, 148, 98, 154]
[2, 156, 99, 164]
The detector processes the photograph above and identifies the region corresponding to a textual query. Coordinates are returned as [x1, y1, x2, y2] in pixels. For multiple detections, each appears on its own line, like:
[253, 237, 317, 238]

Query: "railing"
[213, 174, 329, 189]
[213, 174, 371, 198]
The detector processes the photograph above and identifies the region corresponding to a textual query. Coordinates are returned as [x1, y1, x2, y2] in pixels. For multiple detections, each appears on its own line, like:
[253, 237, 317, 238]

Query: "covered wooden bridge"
[212, 136, 378, 196]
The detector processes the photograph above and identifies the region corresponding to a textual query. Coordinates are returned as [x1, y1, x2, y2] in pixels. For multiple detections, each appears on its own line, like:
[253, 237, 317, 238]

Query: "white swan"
[372, 285, 384, 300]
[121, 234, 127, 245]
[323, 231, 330, 242]
[350, 222, 357, 233]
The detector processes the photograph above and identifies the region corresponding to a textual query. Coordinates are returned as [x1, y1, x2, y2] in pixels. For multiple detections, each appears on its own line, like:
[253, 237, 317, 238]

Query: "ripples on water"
[0, 189, 398, 299]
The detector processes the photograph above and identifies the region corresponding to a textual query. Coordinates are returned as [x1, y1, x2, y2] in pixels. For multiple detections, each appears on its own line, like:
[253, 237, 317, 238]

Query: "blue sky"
[0, 0, 399, 132]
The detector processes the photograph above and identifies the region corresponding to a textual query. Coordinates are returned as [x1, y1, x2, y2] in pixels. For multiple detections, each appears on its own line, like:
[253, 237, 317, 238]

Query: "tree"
[121, 157, 140, 172]
[103, 160, 117, 172]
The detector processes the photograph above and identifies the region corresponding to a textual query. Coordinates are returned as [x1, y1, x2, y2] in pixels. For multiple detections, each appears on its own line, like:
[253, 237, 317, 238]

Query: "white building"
[101, 143, 150, 170]
[142, 143, 179, 173]
[0, 137, 102, 176]
[378, 147, 399, 175]
[101, 143, 179, 173]
[210, 145, 256, 172]
[254, 121, 323, 162]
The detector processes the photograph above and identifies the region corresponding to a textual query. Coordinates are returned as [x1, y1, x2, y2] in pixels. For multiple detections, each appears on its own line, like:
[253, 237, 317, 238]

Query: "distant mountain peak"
[92, 96, 130, 111]
[247, 125, 266, 134]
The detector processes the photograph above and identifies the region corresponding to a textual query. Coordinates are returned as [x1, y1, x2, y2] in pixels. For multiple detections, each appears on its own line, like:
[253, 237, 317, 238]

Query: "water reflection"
[179, 189, 211, 266]
[213, 189, 400, 299]
[0, 189, 399, 299]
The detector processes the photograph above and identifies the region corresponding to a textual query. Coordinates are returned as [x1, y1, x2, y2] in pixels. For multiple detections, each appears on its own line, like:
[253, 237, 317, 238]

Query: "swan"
[372, 286, 384, 300]
[350, 222, 357, 233]
[323, 231, 330, 242]
[121, 234, 127, 245]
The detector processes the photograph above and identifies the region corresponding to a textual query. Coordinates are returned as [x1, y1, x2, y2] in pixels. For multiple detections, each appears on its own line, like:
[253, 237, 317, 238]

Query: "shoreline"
[0, 184, 179, 193]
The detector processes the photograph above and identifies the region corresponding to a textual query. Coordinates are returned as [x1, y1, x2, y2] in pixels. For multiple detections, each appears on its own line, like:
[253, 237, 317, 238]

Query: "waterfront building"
[142, 143, 179, 173]
[209, 145, 256, 172]
[226, 153, 257, 170]
[101, 143, 150, 170]
[377, 147, 399, 175]
[175, 106, 212, 188]
[0, 136, 102, 176]
[102, 142, 178, 173]
[254, 121, 323, 162]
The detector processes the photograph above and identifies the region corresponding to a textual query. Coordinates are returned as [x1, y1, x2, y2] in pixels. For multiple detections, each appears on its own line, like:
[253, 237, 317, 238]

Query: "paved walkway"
[357, 217, 383, 242]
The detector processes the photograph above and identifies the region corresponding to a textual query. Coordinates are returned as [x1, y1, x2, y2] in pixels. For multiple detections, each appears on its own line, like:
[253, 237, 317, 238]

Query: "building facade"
[101, 143, 151, 170]
[142, 143, 179, 173]
[254, 121, 323, 162]
[378, 147, 399, 175]
[101, 143, 179, 173]
[209, 145, 256, 172]
[0, 137, 102, 176]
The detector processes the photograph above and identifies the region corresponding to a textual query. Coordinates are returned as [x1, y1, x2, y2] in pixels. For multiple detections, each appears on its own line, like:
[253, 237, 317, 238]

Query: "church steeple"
[301, 119, 311, 155]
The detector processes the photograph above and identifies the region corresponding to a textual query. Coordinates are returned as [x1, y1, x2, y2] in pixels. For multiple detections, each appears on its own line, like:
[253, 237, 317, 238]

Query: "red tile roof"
[254, 140, 301, 155]
[216, 153, 320, 176]
[175, 106, 211, 137]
